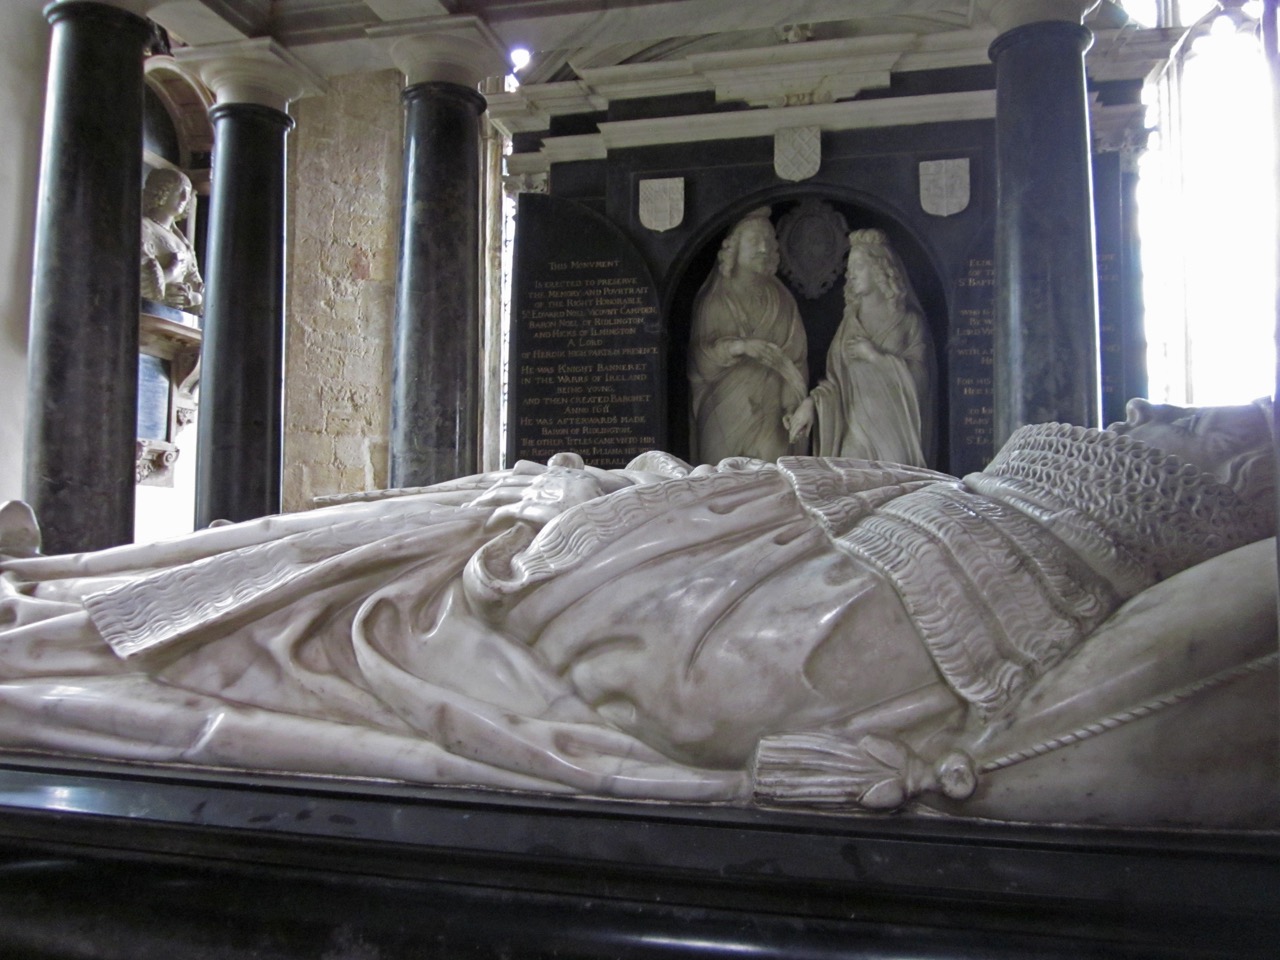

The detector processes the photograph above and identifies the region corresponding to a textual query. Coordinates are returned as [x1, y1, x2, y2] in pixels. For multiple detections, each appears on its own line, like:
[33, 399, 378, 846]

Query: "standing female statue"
[787, 229, 931, 466]
[688, 208, 809, 464]
[140, 168, 204, 314]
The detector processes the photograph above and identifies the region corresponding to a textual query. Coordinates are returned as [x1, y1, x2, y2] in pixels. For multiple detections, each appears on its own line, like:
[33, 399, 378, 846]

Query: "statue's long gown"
[688, 271, 808, 463]
[812, 296, 930, 466]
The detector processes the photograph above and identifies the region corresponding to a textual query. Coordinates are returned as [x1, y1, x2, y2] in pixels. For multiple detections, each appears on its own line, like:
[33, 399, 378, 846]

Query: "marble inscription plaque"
[137, 353, 171, 440]
[509, 194, 665, 468]
[949, 248, 995, 476]
[1098, 247, 1125, 425]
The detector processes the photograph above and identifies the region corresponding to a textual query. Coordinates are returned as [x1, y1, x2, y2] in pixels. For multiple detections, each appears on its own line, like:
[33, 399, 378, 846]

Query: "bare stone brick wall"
[284, 69, 402, 512]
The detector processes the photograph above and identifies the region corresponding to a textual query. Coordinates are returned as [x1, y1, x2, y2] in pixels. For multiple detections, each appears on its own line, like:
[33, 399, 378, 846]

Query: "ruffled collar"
[965, 423, 1272, 598]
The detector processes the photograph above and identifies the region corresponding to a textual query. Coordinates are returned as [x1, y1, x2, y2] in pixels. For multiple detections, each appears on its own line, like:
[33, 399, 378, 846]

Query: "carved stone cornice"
[371, 15, 509, 88]
[1090, 99, 1150, 169]
[488, 25, 1176, 143]
[176, 37, 326, 111]
[66, 0, 162, 17]
[981, 0, 1102, 33]
[502, 90, 996, 168]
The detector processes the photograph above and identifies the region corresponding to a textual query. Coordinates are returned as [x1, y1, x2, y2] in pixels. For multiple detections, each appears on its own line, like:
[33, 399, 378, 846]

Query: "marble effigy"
[0, 399, 1275, 826]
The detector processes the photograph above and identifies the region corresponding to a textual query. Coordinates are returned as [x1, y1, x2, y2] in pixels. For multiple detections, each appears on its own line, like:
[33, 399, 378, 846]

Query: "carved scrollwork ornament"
[174, 403, 197, 434]
[751, 731, 978, 810]
[776, 199, 850, 299]
[136, 439, 180, 485]
[502, 172, 548, 197]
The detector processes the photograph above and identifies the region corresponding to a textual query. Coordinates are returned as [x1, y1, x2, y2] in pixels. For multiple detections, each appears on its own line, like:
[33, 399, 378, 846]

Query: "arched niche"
[143, 55, 214, 171]
[662, 188, 950, 470]
[134, 54, 212, 534]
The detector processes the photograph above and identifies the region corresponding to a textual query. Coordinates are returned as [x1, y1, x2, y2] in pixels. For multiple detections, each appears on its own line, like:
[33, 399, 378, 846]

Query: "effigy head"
[845, 228, 908, 305]
[718, 206, 779, 279]
[1108, 397, 1275, 517]
[143, 167, 194, 221]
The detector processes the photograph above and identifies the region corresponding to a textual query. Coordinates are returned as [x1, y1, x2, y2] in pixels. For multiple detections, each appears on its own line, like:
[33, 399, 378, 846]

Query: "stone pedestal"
[384, 21, 507, 487]
[989, 12, 1101, 442]
[178, 41, 321, 526]
[23, 0, 151, 553]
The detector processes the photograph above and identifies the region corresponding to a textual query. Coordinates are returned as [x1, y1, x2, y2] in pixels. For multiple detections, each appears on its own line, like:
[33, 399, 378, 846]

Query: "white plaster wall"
[0, 3, 48, 502]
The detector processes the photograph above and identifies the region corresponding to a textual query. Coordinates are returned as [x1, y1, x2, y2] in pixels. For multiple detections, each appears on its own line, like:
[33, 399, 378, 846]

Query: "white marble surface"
[0, 403, 1275, 826]
[787, 229, 932, 465]
[140, 169, 204, 315]
[688, 208, 809, 464]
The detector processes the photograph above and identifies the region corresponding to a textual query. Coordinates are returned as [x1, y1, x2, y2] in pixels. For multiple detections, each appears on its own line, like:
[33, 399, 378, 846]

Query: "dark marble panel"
[509, 194, 665, 466]
[949, 231, 997, 476]
[136, 354, 171, 440]
[142, 83, 180, 165]
[0, 757, 1274, 959]
[587, 120, 995, 471]
[1094, 151, 1147, 427]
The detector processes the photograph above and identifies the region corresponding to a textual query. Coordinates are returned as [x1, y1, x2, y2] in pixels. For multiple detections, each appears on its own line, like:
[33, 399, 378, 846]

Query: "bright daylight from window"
[1124, 0, 1276, 405]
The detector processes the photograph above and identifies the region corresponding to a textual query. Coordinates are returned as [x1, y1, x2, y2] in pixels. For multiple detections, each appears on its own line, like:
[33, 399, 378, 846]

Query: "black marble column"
[1118, 157, 1148, 410]
[390, 82, 485, 487]
[23, 1, 149, 554]
[194, 103, 293, 527]
[990, 21, 1101, 442]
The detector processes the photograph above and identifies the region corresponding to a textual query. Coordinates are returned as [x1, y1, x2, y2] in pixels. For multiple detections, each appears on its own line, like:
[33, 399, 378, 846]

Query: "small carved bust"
[140, 168, 204, 315]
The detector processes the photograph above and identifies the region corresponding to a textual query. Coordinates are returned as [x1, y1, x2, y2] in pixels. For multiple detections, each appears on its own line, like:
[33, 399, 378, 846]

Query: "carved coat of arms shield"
[919, 158, 970, 217]
[774, 126, 821, 182]
[639, 177, 684, 232]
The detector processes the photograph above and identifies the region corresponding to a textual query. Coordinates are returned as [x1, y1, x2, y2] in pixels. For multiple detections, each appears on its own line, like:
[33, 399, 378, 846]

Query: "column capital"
[43, 0, 154, 30]
[45, 0, 158, 19]
[981, 0, 1101, 33]
[370, 15, 509, 88]
[175, 38, 325, 113]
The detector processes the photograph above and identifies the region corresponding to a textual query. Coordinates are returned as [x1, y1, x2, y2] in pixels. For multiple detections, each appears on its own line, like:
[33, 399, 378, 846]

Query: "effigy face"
[0, 401, 1275, 828]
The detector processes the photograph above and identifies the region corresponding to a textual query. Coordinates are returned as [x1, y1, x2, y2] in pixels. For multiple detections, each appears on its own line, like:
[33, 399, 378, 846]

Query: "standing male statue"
[688, 207, 809, 463]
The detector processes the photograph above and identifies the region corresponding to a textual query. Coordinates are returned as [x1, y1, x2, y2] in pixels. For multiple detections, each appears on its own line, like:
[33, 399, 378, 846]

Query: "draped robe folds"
[688, 271, 808, 463]
[141, 216, 202, 310]
[812, 301, 930, 466]
[0, 457, 962, 800]
[0, 428, 1269, 809]
[0, 461, 916, 800]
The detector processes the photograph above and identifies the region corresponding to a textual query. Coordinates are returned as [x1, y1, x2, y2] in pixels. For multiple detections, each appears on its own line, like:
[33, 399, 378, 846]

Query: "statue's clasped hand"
[785, 397, 815, 443]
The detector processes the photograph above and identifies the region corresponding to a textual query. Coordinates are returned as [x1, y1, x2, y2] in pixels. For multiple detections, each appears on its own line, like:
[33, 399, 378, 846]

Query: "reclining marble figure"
[0, 399, 1275, 826]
